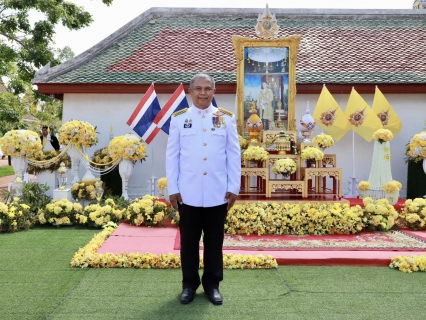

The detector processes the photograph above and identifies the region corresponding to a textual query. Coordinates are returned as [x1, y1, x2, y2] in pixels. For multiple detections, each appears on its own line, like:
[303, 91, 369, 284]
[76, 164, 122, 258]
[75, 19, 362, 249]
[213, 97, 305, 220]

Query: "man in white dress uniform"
[166, 73, 241, 305]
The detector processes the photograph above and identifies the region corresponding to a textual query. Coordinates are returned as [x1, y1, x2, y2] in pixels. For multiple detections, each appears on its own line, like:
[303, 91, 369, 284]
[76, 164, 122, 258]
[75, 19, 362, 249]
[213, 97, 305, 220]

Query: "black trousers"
[178, 202, 228, 291]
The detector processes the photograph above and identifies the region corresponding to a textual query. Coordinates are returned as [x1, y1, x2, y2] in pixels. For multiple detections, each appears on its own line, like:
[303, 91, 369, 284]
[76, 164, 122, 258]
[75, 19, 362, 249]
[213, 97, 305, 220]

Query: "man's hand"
[169, 193, 182, 211]
[225, 192, 238, 211]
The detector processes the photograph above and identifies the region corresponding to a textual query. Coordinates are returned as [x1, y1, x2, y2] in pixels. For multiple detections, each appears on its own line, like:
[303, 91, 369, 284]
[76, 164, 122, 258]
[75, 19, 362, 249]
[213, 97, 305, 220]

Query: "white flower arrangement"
[272, 158, 297, 175]
[108, 134, 147, 162]
[58, 120, 98, 147]
[0, 130, 42, 158]
[406, 130, 426, 162]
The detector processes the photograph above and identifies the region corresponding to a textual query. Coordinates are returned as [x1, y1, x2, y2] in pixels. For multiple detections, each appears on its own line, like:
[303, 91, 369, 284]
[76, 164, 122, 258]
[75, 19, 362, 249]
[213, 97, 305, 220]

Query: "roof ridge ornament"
[255, 4, 279, 39]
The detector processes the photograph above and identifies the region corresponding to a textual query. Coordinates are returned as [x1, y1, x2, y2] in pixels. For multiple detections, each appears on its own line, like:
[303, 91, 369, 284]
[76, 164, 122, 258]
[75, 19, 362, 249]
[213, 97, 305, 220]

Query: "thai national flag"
[159, 84, 189, 135]
[126, 84, 161, 143]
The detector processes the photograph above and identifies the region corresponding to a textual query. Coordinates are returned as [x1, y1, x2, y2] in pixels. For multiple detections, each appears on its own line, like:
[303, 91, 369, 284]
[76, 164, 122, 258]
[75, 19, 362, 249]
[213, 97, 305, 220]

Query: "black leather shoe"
[206, 288, 223, 305]
[180, 288, 195, 304]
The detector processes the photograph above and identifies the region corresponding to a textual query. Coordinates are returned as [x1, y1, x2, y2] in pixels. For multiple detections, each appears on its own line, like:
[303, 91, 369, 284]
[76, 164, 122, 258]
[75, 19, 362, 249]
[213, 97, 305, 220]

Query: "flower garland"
[0, 199, 33, 232]
[389, 255, 426, 273]
[71, 182, 96, 201]
[300, 146, 324, 162]
[27, 150, 71, 174]
[272, 158, 296, 175]
[226, 202, 364, 236]
[76, 198, 126, 227]
[58, 120, 98, 147]
[373, 129, 393, 144]
[362, 197, 398, 231]
[108, 134, 147, 162]
[406, 130, 426, 162]
[313, 133, 334, 148]
[38, 199, 83, 226]
[398, 198, 426, 230]
[243, 146, 268, 161]
[70, 224, 278, 269]
[0, 130, 42, 158]
[127, 195, 171, 227]
[91, 147, 116, 169]
[382, 180, 402, 194]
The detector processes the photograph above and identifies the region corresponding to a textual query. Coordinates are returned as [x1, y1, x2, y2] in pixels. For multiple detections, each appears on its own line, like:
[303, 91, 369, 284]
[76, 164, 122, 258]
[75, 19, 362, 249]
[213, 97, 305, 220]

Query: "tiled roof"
[34, 8, 426, 85]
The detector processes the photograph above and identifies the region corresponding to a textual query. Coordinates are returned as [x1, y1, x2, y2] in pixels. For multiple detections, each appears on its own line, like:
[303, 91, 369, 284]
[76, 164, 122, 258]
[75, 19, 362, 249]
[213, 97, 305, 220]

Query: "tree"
[0, 0, 113, 94]
[0, 91, 28, 136]
[56, 45, 75, 63]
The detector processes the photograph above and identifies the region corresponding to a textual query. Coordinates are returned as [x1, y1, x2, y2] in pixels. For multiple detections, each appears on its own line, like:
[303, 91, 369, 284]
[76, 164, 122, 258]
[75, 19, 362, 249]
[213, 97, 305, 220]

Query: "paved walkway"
[0, 159, 13, 189]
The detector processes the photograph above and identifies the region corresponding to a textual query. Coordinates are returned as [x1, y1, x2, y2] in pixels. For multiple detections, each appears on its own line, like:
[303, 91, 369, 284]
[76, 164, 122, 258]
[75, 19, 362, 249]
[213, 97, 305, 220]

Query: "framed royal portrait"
[232, 35, 301, 135]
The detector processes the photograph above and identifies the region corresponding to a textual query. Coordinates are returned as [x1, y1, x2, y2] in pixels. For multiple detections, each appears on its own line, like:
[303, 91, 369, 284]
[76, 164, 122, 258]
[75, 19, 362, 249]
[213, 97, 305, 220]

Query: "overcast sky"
[52, 0, 414, 56]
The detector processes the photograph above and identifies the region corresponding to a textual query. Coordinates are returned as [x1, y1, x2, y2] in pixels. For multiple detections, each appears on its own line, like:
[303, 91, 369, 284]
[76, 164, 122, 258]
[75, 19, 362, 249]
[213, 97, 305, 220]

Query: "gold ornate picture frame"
[232, 35, 301, 135]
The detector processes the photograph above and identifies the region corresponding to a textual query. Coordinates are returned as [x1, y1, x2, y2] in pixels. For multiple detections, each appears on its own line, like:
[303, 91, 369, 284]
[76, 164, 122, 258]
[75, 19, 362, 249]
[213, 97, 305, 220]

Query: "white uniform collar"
[190, 104, 215, 115]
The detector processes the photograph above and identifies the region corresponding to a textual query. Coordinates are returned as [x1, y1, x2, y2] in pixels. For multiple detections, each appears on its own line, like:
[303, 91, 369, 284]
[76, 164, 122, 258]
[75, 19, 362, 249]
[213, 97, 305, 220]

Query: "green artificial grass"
[1, 226, 425, 320]
[0, 165, 14, 178]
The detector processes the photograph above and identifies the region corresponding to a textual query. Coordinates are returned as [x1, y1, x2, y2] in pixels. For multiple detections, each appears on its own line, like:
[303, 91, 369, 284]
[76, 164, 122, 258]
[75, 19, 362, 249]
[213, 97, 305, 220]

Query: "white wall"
[63, 92, 425, 198]
[62, 93, 238, 198]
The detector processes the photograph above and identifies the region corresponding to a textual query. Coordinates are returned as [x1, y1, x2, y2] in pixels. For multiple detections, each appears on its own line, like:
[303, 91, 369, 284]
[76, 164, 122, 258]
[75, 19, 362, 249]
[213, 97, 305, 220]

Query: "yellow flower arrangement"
[70, 225, 278, 269]
[373, 128, 393, 143]
[0, 129, 42, 158]
[358, 181, 371, 191]
[399, 198, 426, 230]
[71, 182, 96, 201]
[76, 198, 126, 227]
[362, 197, 399, 231]
[38, 199, 83, 226]
[58, 120, 98, 147]
[390, 255, 426, 273]
[126, 195, 171, 227]
[0, 199, 32, 232]
[300, 146, 324, 162]
[313, 133, 334, 148]
[243, 146, 268, 161]
[272, 158, 296, 175]
[108, 134, 147, 162]
[382, 180, 402, 194]
[91, 147, 115, 168]
[157, 177, 167, 190]
[238, 135, 248, 150]
[406, 131, 426, 162]
[27, 150, 71, 174]
[226, 202, 364, 236]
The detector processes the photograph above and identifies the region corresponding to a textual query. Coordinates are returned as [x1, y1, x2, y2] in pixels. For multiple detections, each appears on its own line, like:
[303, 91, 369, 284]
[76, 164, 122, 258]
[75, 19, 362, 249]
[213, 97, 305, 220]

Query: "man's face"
[189, 78, 215, 109]
[42, 128, 48, 136]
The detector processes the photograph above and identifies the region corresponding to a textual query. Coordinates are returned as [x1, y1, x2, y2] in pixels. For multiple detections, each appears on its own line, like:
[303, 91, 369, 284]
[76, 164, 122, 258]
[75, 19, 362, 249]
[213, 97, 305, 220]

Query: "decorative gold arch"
[232, 35, 301, 135]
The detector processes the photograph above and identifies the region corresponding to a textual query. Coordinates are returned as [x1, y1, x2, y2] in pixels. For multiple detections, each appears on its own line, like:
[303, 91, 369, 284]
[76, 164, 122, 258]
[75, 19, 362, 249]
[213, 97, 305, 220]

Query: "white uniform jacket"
[166, 104, 241, 207]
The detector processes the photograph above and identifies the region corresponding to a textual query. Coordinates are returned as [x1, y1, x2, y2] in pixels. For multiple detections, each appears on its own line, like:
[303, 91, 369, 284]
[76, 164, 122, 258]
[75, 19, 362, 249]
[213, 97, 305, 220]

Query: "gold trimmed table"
[303, 167, 342, 198]
[267, 180, 306, 198]
[241, 167, 269, 196]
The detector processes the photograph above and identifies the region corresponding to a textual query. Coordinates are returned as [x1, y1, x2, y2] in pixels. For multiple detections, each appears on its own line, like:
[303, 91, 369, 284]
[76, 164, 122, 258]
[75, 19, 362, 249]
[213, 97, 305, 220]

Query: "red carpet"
[173, 229, 426, 251]
[98, 223, 426, 267]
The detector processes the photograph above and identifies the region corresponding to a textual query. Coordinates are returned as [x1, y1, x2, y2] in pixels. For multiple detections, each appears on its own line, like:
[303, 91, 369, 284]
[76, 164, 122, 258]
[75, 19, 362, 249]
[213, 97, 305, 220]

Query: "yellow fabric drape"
[372, 87, 402, 137]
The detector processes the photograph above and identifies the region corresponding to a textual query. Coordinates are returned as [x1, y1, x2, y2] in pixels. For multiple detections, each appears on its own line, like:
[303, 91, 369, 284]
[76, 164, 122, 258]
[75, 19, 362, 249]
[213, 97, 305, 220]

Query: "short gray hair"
[190, 73, 215, 89]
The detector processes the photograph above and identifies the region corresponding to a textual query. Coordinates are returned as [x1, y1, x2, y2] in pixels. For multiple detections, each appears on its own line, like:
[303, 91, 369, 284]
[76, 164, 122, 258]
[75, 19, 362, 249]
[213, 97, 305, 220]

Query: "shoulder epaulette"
[218, 107, 234, 117]
[173, 108, 188, 117]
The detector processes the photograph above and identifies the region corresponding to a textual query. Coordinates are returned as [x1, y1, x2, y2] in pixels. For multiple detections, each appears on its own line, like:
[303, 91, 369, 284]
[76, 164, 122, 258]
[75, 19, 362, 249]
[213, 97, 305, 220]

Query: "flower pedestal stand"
[119, 159, 134, 200]
[68, 145, 81, 185]
[11, 156, 28, 177]
[53, 188, 73, 201]
[36, 171, 57, 198]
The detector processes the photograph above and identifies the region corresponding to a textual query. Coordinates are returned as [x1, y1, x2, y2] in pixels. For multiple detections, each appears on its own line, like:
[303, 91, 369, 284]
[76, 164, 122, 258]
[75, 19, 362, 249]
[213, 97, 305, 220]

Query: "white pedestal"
[36, 171, 57, 198]
[53, 188, 73, 201]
